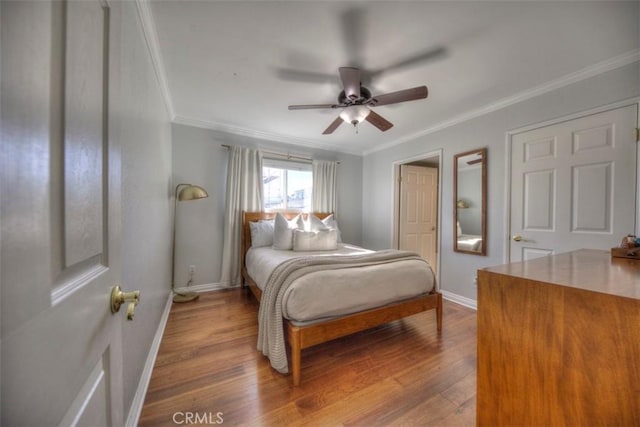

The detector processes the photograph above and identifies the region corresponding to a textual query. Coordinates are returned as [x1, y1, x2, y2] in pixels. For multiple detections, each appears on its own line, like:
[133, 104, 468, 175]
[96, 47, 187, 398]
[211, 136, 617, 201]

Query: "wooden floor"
[139, 289, 477, 426]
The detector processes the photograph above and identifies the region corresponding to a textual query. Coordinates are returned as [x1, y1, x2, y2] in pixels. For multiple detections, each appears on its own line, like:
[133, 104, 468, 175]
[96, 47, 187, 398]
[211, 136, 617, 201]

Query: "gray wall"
[363, 62, 640, 302]
[172, 124, 363, 287]
[111, 2, 173, 419]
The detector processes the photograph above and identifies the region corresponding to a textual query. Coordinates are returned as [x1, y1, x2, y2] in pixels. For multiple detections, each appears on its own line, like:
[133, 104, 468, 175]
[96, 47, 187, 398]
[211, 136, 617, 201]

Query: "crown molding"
[132, 3, 638, 159]
[135, 0, 175, 119]
[363, 48, 640, 156]
[172, 115, 363, 156]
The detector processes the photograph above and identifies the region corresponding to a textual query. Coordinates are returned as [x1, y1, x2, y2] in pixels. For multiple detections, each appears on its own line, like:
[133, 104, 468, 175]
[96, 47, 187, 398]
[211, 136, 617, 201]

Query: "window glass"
[263, 159, 312, 211]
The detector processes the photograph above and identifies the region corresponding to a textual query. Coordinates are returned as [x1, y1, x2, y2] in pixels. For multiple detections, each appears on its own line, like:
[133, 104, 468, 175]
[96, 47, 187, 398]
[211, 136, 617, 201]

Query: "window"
[263, 159, 312, 211]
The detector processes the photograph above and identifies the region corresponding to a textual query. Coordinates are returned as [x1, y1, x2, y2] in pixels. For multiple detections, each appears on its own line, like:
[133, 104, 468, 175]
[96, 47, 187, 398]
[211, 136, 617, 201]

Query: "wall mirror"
[454, 148, 487, 255]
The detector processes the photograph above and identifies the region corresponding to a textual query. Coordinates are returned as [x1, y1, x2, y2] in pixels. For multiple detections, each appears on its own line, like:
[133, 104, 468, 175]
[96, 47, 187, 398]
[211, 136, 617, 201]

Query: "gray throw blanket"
[257, 249, 428, 373]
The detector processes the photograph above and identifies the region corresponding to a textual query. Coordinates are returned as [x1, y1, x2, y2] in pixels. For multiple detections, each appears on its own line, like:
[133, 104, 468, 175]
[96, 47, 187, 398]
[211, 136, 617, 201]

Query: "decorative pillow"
[293, 229, 339, 251]
[249, 220, 274, 247]
[305, 214, 329, 231]
[320, 214, 343, 243]
[272, 213, 303, 250]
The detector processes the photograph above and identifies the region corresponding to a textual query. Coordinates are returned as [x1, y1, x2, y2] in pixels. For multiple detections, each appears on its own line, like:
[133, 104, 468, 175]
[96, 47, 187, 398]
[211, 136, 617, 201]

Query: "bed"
[241, 211, 442, 386]
[456, 220, 483, 253]
[457, 234, 483, 252]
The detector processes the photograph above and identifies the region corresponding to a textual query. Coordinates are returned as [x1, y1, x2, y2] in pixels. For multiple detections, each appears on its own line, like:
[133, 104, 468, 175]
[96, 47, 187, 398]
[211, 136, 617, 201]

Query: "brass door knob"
[513, 235, 523, 242]
[111, 285, 140, 320]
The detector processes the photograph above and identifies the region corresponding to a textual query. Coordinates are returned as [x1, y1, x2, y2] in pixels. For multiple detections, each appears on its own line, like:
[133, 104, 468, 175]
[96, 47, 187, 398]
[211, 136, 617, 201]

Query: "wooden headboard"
[241, 211, 332, 271]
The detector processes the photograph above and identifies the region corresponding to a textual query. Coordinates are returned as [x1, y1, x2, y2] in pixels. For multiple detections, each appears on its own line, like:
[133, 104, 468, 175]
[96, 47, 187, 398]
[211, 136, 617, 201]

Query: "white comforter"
[254, 247, 436, 374]
[246, 244, 435, 324]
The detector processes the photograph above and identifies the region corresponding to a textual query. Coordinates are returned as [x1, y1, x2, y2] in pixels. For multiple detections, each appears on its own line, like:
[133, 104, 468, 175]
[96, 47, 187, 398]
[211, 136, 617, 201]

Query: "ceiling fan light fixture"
[288, 67, 427, 134]
[340, 105, 370, 126]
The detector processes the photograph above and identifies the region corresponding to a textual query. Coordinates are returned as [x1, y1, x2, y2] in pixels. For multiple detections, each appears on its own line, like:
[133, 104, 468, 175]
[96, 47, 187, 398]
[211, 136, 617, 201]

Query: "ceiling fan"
[288, 67, 428, 135]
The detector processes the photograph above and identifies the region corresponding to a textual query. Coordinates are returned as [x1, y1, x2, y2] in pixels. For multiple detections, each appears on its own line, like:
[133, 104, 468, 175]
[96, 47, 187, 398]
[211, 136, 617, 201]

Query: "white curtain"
[220, 146, 264, 286]
[312, 160, 338, 213]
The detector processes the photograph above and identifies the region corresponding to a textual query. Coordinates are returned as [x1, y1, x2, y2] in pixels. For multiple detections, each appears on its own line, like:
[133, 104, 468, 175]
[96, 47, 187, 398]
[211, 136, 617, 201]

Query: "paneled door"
[509, 104, 638, 262]
[399, 165, 438, 272]
[2, 1, 127, 425]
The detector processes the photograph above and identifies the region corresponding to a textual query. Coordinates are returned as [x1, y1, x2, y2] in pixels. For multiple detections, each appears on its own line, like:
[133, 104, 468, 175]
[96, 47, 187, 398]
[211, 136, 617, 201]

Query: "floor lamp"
[172, 183, 208, 303]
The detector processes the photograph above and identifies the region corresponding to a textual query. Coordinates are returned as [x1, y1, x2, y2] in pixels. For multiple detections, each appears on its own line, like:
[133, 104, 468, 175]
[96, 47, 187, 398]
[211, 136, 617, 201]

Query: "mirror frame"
[453, 148, 487, 255]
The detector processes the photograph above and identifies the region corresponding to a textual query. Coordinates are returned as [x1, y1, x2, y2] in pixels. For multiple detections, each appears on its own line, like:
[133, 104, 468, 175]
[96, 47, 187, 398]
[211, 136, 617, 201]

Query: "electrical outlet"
[186, 265, 196, 287]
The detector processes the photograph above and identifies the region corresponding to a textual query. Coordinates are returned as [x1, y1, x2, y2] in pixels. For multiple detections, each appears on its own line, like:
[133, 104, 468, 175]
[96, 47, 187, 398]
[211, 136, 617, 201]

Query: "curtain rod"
[220, 144, 339, 164]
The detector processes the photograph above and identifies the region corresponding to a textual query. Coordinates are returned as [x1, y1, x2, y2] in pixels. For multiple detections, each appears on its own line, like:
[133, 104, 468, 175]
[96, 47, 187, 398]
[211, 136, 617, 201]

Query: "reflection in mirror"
[454, 148, 486, 255]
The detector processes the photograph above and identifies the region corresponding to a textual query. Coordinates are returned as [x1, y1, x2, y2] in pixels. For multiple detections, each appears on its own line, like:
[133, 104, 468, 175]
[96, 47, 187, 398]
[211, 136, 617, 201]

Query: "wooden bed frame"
[241, 211, 442, 386]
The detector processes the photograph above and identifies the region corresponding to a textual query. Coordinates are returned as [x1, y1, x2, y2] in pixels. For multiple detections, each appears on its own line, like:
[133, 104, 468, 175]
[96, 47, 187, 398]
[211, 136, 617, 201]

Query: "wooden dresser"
[477, 249, 640, 426]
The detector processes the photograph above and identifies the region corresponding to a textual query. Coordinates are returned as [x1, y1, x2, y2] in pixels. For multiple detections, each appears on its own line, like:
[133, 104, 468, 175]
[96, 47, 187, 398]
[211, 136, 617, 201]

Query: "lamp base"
[173, 291, 199, 303]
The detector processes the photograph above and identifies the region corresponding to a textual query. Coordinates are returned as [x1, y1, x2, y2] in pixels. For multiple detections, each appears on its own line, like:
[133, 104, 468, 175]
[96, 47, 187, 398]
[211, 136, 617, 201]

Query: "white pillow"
[293, 229, 338, 251]
[320, 214, 342, 243]
[305, 214, 329, 231]
[272, 213, 303, 250]
[249, 220, 274, 247]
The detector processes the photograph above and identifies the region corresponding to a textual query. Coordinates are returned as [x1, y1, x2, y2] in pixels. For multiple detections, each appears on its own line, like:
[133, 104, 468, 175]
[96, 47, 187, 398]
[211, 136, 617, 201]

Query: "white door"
[2, 1, 127, 425]
[399, 165, 438, 271]
[509, 104, 638, 262]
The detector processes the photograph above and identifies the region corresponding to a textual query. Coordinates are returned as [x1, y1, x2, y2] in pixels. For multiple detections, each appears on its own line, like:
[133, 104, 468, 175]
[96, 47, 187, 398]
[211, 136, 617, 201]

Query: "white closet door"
[510, 104, 637, 262]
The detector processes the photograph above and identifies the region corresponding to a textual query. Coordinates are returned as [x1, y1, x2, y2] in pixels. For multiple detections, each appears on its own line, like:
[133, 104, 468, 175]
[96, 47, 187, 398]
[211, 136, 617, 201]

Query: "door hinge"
[635, 128, 639, 142]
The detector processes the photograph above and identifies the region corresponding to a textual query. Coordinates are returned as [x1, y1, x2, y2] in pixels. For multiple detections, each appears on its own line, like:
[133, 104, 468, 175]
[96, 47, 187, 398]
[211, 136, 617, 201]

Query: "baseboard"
[174, 282, 240, 293]
[125, 292, 173, 427]
[441, 290, 477, 310]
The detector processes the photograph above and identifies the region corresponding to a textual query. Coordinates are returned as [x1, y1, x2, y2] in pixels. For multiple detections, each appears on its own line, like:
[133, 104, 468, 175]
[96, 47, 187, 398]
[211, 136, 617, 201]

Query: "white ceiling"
[146, 0, 639, 155]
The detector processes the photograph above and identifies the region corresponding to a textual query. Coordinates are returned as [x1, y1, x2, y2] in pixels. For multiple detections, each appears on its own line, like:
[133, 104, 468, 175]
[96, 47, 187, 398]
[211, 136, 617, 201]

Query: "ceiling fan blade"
[275, 67, 336, 85]
[339, 67, 361, 100]
[389, 47, 447, 71]
[288, 104, 339, 110]
[322, 116, 344, 135]
[370, 47, 447, 79]
[340, 6, 366, 69]
[368, 86, 428, 107]
[365, 110, 393, 132]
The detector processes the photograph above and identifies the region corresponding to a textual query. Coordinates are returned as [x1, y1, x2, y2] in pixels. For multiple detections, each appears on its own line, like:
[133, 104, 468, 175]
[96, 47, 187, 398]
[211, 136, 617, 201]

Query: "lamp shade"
[178, 185, 208, 201]
[339, 105, 370, 125]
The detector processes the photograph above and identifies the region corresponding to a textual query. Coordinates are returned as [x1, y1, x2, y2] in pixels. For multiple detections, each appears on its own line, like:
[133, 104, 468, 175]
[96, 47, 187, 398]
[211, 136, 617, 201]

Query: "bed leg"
[289, 325, 302, 386]
[436, 292, 443, 333]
